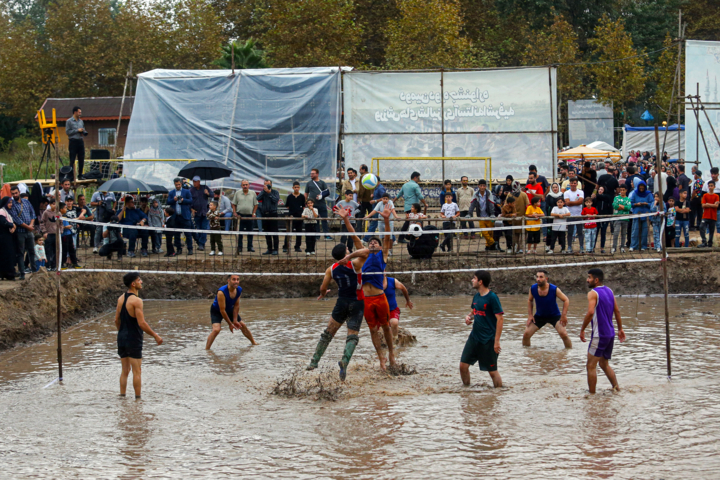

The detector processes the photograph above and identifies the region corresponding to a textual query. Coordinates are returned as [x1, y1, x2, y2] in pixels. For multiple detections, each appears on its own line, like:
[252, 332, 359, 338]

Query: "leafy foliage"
[213, 38, 267, 69]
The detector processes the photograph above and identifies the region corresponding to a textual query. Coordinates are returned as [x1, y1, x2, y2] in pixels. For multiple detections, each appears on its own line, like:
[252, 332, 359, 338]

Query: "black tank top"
[117, 292, 143, 348]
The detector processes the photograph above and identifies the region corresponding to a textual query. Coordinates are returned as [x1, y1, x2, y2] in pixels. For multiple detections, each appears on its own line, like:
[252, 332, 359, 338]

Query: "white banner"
[686, 40, 720, 178]
[568, 99, 614, 147]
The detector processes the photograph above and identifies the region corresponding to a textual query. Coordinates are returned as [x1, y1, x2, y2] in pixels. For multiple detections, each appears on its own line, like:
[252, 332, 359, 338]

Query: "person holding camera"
[66, 106, 87, 179]
[99, 215, 126, 260]
[119, 196, 149, 258]
[91, 190, 116, 254]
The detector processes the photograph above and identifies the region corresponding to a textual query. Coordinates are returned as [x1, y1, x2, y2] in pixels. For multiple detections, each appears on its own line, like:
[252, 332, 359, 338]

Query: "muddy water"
[1, 294, 720, 479]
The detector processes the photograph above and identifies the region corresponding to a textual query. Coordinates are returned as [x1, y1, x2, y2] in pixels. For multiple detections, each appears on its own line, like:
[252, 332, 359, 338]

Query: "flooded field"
[1, 294, 719, 479]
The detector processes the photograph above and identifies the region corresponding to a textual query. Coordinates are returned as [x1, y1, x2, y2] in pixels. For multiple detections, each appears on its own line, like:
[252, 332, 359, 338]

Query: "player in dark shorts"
[383, 276, 413, 342]
[309, 207, 365, 380]
[115, 272, 163, 399]
[580, 268, 626, 393]
[206, 274, 258, 349]
[523, 269, 572, 348]
[460, 270, 504, 388]
[340, 204, 397, 371]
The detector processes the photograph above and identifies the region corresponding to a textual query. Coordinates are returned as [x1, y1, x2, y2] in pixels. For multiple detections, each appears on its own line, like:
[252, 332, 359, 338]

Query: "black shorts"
[211, 309, 240, 324]
[527, 230, 541, 243]
[461, 336, 498, 372]
[118, 345, 142, 359]
[332, 297, 364, 332]
[533, 314, 561, 329]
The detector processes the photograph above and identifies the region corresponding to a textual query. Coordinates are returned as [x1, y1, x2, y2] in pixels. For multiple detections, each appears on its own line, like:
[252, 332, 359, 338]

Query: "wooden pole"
[655, 124, 672, 379]
[114, 62, 131, 159]
[677, 11, 682, 159]
[55, 119, 63, 382]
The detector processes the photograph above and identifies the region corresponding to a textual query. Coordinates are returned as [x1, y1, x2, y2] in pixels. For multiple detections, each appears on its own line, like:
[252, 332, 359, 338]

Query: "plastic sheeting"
[621, 124, 685, 160]
[343, 68, 557, 181]
[686, 40, 720, 179]
[123, 67, 344, 191]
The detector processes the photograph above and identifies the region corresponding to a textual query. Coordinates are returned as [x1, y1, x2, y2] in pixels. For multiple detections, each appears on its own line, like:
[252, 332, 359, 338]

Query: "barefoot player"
[115, 272, 163, 399]
[580, 268, 626, 393]
[339, 204, 397, 371]
[523, 270, 572, 348]
[206, 274, 258, 349]
[383, 276, 413, 342]
[308, 207, 364, 380]
[460, 270, 504, 388]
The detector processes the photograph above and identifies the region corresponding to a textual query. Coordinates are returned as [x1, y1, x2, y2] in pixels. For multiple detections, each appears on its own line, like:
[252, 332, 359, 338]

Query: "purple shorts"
[588, 336, 614, 359]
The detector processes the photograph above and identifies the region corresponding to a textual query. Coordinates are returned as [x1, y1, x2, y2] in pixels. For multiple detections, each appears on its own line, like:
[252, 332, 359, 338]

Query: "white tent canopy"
[621, 124, 685, 160]
[587, 141, 619, 152]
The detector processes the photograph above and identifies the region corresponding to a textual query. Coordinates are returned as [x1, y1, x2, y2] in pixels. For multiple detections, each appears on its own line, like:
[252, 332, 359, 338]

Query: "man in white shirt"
[456, 176, 475, 239]
[563, 178, 585, 253]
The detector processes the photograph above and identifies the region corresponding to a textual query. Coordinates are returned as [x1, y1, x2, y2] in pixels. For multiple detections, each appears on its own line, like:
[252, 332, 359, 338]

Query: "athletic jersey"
[362, 250, 386, 290]
[531, 283, 561, 317]
[332, 262, 363, 300]
[384, 277, 398, 311]
[470, 291, 504, 343]
[117, 293, 143, 348]
[211, 285, 243, 315]
[591, 286, 616, 338]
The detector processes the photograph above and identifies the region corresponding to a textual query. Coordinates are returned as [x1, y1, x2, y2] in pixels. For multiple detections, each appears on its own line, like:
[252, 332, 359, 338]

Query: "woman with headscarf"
[592, 186, 614, 253]
[506, 180, 529, 253]
[29, 182, 45, 218]
[499, 175, 513, 204]
[0, 196, 18, 280]
[629, 180, 653, 251]
[664, 175, 677, 203]
[543, 182, 564, 252]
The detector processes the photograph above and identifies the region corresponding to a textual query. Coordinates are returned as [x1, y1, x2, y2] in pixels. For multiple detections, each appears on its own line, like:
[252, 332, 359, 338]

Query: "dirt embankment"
[0, 255, 719, 352]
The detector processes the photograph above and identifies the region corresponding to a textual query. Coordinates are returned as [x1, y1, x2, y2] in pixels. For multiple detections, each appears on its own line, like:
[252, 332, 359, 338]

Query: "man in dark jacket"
[119, 196, 149, 258]
[190, 175, 213, 251]
[257, 179, 280, 255]
[305, 168, 332, 239]
[167, 177, 194, 255]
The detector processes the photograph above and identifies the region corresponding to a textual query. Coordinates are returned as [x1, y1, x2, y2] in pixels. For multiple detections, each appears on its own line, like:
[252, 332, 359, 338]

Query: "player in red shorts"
[383, 276, 413, 342]
[340, 204, 396, 371]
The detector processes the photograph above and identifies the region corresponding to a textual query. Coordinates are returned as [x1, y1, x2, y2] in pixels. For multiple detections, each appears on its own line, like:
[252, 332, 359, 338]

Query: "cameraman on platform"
[66, 106, 87, 179]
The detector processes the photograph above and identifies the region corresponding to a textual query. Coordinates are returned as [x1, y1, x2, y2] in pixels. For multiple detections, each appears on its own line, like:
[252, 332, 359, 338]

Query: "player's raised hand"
[336, 207, 348, 219]
[380, 204, 391, 218]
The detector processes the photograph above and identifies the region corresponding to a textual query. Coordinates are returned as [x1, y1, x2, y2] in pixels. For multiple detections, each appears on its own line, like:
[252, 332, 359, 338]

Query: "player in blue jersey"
[383, 276, 413, 343]
[206, 274, 258, 350]
[580, 268, 626, 393]
[309, 207, 365, 380]
[523, 270, 571, 348]
[340, 204, 397, 371]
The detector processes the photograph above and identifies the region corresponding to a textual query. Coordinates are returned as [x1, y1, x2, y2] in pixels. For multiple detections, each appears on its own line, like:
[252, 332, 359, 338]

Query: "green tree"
[460, 0, 529, 67]
[384, 0, 476, 69]
[353, 0, 399, 68]
[587, 14, 645, 119]
[649, 33, 683, 123]
[214, 38, 267, 69]
[684, 0, 720, 41]
[260, 0, 363, 68]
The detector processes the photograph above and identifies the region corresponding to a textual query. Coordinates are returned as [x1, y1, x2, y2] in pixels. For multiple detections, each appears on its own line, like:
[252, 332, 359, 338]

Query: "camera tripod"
[35, 108, 65, 180]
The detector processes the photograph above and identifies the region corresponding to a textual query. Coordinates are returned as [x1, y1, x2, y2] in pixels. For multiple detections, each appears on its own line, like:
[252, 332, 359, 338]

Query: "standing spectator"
[702, 167, 720, 239]
[677, 165, 691, 195]
[163, 208, 178, 257]
[356, 164, 374, 219]
[469, 179, 497, 251]
[110, 164, 123, 179]
[90, 189, 116, 253]
[341, 168, 359, 204]
[544, 182, 563, 253]
[579, 161, 597, 199]
[214, 190, 233, 232]
[231, 179, 258, 253]
[528, 164, 549, 194]
[34, 237, 47, 270]
[548, 197, 570, 253]
[508, 181, 529, 253]
[699, 181, 719, 248]
[167, 178, 194, 255]
[302, 199, 319, 255]
[283, 181, 305, 253]
[76, 194, 94, 247]
[335, 190, 360, 253]
[59, 202, 80, 269]
[611, 185, 631, 254]
[561, 168, 583, 191]
[363, 176, 387, 243]
[563, 178, 585, 253]
[41, 198, 58, 271]
[65, 106, 86, 178]
[257, 179, 280, 255]
[665, 197, 676, 249]
[524, 172, 545, 238]
[592, 186, 614, 253]
[582, 197, 598, 254]
[55, 179, 74, 203]
[499, 175, 514, 204]
[439, 180, 457, 205]
[690, 169, 704, 230]
[366, 192, 398, 244]
[119, 196, 149, 258]
[305, 168, 331, 240]
[9, 185, 37, 277]
[629, 181, 652, 251]
[674, 190, 691, 247]
[499, 196, 517, 252]
[148, 198, 164, 254]
[456, 176, 475, 240]
[207, 202, 224, 256]
[0, 197, 18, 279]
[396, 172, 427, 242]
[190, 176, 213, 251]
[439, 192, 460, 252]
[525, 196, 543, 254]
[597, 164, 619, 197]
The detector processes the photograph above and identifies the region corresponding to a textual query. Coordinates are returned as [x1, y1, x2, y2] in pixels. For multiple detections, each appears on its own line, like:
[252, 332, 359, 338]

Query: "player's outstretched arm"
[318, 267, 333, 300]
[614, 298, 626, 342]
[556, 287, 570, 326]
[337, 206, 363, 250]
[380, 205, 392, 257]
[396, 279, 413, 309]
[340, 248, 369, 266]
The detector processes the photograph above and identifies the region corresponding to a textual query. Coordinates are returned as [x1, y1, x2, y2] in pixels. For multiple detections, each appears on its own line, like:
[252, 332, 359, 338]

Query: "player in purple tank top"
[580, 268, 626, 393]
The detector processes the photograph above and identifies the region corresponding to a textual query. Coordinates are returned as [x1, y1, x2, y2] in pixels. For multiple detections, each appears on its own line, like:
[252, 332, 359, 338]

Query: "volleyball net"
[53, 212, 667, 277]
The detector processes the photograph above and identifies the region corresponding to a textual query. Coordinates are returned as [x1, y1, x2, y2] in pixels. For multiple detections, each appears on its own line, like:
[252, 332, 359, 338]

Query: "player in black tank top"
[115, 272, 163, 398]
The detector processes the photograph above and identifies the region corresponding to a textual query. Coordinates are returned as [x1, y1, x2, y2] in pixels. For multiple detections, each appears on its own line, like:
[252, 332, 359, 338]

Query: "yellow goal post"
[370, 156, 492, 187]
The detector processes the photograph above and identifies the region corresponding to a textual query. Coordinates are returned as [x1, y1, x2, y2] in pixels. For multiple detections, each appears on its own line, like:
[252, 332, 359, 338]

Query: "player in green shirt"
[460, 269, 505, 388]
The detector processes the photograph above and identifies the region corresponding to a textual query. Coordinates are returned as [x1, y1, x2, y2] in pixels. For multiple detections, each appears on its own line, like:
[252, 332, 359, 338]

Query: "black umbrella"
[97, 177, 153, 193]
[178, 160, 232, 181]
[148, 184, 169, 194]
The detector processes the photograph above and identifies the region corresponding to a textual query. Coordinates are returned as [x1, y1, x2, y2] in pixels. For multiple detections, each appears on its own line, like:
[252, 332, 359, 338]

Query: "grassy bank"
[0, 136, 71, 184]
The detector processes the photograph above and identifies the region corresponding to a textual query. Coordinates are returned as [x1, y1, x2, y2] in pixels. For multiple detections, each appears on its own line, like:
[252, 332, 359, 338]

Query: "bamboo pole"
[114, 63, 132, 160]
[655, 124, 672, 379]
[55, 120, 63, 382]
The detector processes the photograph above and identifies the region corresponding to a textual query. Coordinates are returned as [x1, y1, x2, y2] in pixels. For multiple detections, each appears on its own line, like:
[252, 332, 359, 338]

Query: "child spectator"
[335, 189, 360, 253]
[148, 198, 164, 254]
[302, 199, 319, 255]
[499, 196, 516, 253]
[366, 192, 399, 244]
[665, 197, 676, 250]
[59, 202, 80, 269]
[525, 196, 543, 254]
[34, 236, 47, 270]
[439, 192, 460, 252]
[612, 185, 631, 254]
[207, 201, 223, 256]
[582, 197, 598, 254]
[549, 197, 570, 253]
[650, 192, 666, 251]
[699, 180, 719, 248]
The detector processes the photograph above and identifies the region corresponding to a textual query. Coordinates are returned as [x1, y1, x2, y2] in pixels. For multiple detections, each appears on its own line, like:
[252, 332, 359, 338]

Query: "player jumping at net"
[383, 276, 413, 343]
[339, 204, 397, 372]
[523, 270, 572, 349]
[206, 274, 258, 350]
[580, 268, 626, 393]
[309, 207, 365, 380]
[115, 272, 163, 399]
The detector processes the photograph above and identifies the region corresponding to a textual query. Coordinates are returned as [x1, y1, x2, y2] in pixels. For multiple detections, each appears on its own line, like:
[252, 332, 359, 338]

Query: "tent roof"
[558, 145, 621, 159]
[624, 124, 684, 131]
[138, 67, 352, 79]
[586, 141, 619, 152]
